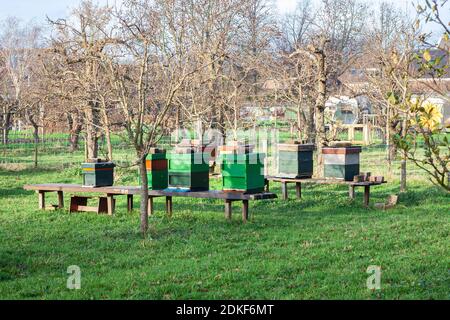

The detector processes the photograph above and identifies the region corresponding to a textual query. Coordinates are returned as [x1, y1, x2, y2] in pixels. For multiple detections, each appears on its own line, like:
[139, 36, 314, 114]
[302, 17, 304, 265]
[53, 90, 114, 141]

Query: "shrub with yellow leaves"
[395, 99, 449, 192]
[417, 102, 443, 132]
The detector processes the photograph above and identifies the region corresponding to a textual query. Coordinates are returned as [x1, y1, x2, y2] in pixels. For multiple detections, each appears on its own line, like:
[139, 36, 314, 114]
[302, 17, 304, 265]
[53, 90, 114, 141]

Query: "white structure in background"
[325, 96, 371, 124]
[326, 96, 380, 145]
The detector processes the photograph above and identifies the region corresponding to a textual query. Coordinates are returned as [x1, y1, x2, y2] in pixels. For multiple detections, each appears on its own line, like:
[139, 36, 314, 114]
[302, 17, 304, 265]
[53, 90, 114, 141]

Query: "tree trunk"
[101, 114, 113, 162]
[67, 113, 83, 152]
[296, 103, 307, 141]
[315, 107, 326, 177]
[100, 97, 113, 161]
[314, 39, 328, 177]
[400, 157, 407, 192]
[139, 154, 149, 237]
[175, 105, 180, 140]
[399, 119, 408, 192]
[306, 104, 315, 144]
[31, 122, 39, 168]
[84, 102, 99, 159]
[105, 129, 113, 162]
[387, 121, 397, 166]
[2, 111, 12, 145]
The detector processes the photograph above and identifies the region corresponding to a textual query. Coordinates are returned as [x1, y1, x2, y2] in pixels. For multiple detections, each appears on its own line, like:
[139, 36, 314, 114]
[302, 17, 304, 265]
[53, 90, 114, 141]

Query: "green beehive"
[220, 153, 265, 193]
[277, 143, 314, 178]
[82, 162, 115, 187]
[168, 152, 210, 191]
[323, 146, 362, 181]
[139, 171, 168, 190]
[138, 152, 168, 190]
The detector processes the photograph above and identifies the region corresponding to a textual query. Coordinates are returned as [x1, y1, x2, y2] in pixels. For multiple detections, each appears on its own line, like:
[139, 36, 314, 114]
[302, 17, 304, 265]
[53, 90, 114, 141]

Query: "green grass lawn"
[0, 165, 449, 300]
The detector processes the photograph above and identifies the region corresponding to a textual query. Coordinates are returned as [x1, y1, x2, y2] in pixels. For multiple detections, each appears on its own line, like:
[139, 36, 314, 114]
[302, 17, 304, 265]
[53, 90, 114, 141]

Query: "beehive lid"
[82, 162, 116, 169]
[329, 141, 353, 147]
[278, 143, 315, 152]
[149, 148, 166, 154]
[322, 146, 362, 154]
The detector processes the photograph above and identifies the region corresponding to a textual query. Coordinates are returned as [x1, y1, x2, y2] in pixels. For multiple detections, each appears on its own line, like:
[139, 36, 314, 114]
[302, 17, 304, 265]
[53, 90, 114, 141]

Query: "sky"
[0, 0, 448, 36]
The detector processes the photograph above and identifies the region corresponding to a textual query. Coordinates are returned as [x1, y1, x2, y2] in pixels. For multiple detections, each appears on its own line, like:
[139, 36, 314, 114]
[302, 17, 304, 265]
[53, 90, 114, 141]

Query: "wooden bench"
[23, 184, 277, 222]
[69, 196, 117, 215]
[23, 184, 138, 216]
[146, 189, 277, 222]
[265, 177, 387, 207]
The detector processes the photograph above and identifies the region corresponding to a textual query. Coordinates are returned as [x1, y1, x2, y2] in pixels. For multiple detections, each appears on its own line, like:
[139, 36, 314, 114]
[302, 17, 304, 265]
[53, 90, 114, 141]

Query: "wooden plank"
[38, 191, 45, 210]
[24, 184, 277, 201]
[166, 196, 173, 217]
[76, 205, 99, 213]
[296, 182, 302, 199]
[45, 205, 59, 211]
[349, 185, 356, 200]
[147, 189, 277, 200]
[57, 191, 64, 209]
[266, 176, 387, 187]
[225, 200, 232, 220]
[127, 195, 133, 212]
[24, 184, 141, 195]
[364, 186, 370, 207]
[242, 200, 249, 223]
[98, 197, 109, 214]
[148, 197, 154, 216]
[107, 195, 114, 216]
[70, 196, 88, 213]
[281, 182, 288, 200]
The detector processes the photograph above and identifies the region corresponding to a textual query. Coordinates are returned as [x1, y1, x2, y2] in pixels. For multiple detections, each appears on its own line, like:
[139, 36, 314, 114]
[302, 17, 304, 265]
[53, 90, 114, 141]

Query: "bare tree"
[48, 1, 116, 159]
[0, 18, 42, 145]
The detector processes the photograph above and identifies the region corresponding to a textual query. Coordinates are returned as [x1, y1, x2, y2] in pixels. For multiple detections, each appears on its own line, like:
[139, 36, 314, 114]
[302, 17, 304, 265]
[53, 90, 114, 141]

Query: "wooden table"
[147, 189, 276, 222]
[23, 184, 139, 216]
[23, 184, 277, 222]
[265, 177, 387, 207]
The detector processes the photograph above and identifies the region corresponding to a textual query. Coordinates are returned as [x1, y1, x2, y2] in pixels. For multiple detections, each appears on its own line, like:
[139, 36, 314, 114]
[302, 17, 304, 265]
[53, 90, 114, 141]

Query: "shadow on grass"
[0, 167, 57, 176]
[0, 250, 29, 282]
[395, 187, 449, 207]
[0, 188, 31, 197]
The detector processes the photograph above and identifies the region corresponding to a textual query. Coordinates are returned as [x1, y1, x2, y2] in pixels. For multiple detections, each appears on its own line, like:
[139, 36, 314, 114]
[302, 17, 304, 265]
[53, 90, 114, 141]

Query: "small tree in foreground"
[394, 0, 450, 192]
[395, 100, 449, 191]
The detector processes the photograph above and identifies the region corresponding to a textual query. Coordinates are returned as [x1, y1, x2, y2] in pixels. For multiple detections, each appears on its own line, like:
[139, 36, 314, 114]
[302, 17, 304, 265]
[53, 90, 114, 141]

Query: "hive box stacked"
[219, 143, 265, 194]
[277, 143, 314, 178]
[323, 146, 362, 181]
[82, 160, 115, 187]
[168, 140, 209, 191]
[142, 149, 168, 190]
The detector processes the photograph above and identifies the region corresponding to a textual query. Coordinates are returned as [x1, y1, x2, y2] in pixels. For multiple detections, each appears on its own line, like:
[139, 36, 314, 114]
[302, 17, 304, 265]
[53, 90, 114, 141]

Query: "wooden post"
[363, 186, 370, 207]
[148, 197, 154, 216]
[295, 182, 302, 199]
[363, 124, 371, 145]
[107, 194, 114, 216]
[127, 195, 133, 212]
[242, 200, 249, 223]
[349, 185, 355, 200]
[281, 182, 288, 200]
[348, 126, 355, 141]
[400, 159, 407, 192]
[57, 191, 64, 209]
[225, 200, 232, 220]
[38, 191, 45, 210]
[166, 196, 173, 217]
